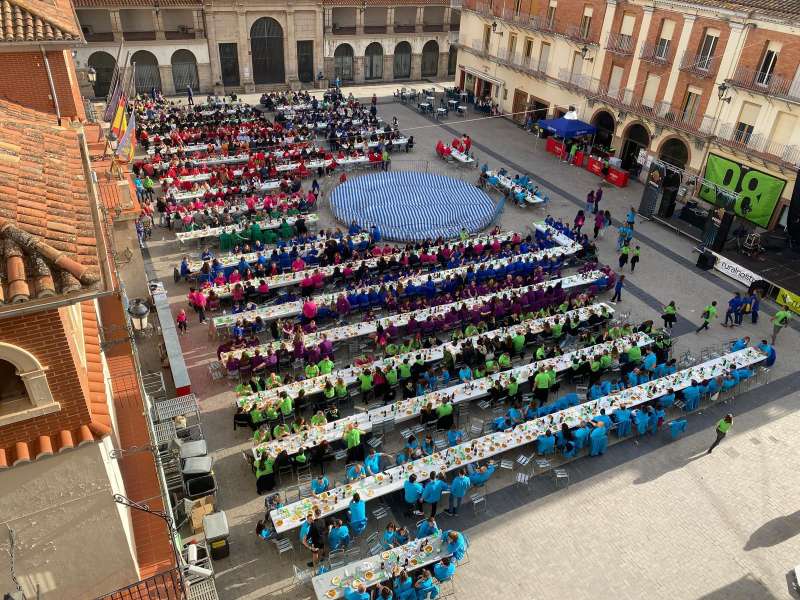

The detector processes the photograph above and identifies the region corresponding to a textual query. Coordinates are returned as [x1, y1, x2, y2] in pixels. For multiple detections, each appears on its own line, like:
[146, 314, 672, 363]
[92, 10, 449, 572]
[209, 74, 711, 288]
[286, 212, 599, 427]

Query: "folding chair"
[272, 537, 294, 560]
[553, 468, 569, 488]
[292, 563, 314, 587]
[470, 492, 486, 515]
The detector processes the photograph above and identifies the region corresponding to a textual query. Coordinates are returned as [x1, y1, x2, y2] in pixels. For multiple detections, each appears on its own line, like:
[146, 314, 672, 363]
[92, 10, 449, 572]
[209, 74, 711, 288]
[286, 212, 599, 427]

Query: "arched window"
[0, 343, 57, 426]
[422, 40, 439, 77]
[394, 42, 412, 79]
[334, 44, 354, 81]
[251, 17, 285, 84]
[171, 49, 199, 92]
[365, 42, 384, 80]
[130, 50, 161, 94]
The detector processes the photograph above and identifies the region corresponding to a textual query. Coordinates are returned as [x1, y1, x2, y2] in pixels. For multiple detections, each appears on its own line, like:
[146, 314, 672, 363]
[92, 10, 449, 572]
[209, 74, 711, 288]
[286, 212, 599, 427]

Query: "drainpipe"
[40, 45, 62, 126]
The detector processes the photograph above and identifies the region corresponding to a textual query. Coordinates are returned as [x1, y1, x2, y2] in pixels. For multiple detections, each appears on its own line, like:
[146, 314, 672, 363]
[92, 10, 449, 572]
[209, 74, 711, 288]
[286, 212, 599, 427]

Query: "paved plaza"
[140, 83, 800, 600]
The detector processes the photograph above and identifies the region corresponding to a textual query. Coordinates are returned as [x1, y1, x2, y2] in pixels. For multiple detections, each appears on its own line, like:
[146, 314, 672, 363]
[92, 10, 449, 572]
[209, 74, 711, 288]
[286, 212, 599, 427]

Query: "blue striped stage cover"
[330, 171, 498, 241]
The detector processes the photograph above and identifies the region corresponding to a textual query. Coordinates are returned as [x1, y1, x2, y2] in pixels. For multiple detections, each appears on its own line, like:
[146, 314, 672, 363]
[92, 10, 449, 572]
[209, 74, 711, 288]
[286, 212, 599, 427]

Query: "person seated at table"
[403, 473, 424, 517]
[311, 473, 330, 495]
[310, 410, 327, 427]
[364, 448, 382, 476]
[346, 462, 366, 482]
[416, 516, 440, 538]
[436, 398, 454, 430]
[468, 462, 496, 487]
[291, 416, 308, 434]
[273, 422, 289, 439]
[758, 339, 776, 366]
[392, 568, 416, 600]
[433, 557, 456, 583]
[731, 336, 750, 352]
[421, 434, 435, 456]
[344, 582, 370, 600]
[446, 424, 464, 447]
[348, 493, 367, 532]
[441, 530, 467, 562]
[382, 522, 397, 549]
[328, 518, 350, 551]
[254, 452, 276, 494]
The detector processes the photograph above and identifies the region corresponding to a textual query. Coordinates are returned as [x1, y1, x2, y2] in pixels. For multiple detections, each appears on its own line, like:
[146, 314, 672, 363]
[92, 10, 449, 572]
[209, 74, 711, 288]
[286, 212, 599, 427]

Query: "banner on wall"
[777, 287, 800, 314]
[708, 251, 760, 287]
[699, 153, 786, 228]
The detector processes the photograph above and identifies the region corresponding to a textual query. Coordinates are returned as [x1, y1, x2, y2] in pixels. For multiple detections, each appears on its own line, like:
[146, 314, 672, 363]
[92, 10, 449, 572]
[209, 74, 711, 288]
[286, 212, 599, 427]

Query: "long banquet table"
[269, 346, 764, 533]
[175, 214, 318, 243]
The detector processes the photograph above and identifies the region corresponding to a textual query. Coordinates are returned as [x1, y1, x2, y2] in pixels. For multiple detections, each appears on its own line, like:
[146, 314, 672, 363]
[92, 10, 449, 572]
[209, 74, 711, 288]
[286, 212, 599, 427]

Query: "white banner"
[710, 251, 761, 287]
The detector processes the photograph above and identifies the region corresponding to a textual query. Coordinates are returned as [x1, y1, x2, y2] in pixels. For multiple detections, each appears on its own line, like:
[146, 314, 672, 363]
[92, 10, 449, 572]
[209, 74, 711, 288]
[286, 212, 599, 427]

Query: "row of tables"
[486, 170, 545, 206]
[269, 346, 765, 533]
[250, 303, 619, 458]
[176, 214, 318, 244]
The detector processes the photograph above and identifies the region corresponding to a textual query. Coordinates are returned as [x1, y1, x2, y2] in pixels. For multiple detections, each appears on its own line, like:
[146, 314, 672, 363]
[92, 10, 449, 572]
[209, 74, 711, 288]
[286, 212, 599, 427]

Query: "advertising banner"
[777, 287, 800, 314]
[699, 153, 786, 228]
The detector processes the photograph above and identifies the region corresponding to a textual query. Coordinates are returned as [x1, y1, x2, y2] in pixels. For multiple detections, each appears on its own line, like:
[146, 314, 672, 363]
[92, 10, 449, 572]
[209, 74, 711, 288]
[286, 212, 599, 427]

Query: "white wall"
[0, 444, 139, 599]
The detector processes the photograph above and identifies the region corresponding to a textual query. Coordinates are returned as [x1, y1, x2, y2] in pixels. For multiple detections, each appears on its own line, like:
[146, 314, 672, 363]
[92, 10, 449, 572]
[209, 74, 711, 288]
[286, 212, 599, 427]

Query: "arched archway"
[365, 42, 383, 80]
[250, 17, 285, 84]
[130, 50, 161, 94]
[659, 136, 690, 170]
[621, 122, 650, 170]
[0, 342, 55, 418]
[448, 45, 457, 76]
[394, 41, 411, 79]
[591, 110, 616, 148]
[422, 40, 439, 77]
[171, 49, 199, 92]
[334, 44, 354, 81]
[88, 51, 115, 98]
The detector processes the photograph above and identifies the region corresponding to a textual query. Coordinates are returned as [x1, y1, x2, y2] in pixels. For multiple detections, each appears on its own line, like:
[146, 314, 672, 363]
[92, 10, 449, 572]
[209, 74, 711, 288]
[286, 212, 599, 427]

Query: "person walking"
[593, 211, 605, 239]
[586, 190, 595, 213]
[574, 210, 586, 235]
[630, 245, 641, 272]
[618, 243, 630, 270]
[611, 274, 625, 303]
[695, 301, 718, 333]
[707, 414, 733, 454]
[661, 301, 677, 329]
[594, 186, 603, 214]
[176, 309, 188, 334]
[771, 307, 792, 344]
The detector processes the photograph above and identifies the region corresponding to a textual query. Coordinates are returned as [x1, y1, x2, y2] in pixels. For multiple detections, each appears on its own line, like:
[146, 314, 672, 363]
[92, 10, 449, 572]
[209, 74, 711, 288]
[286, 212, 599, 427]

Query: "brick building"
[0, 2, 179, 597]
[456, 0, 800, 230]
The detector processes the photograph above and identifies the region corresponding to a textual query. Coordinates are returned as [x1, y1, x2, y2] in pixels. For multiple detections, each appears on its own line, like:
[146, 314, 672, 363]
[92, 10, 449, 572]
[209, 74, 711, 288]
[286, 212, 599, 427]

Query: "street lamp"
[717, 82, 732, 103]
[127, 298, 150, 331]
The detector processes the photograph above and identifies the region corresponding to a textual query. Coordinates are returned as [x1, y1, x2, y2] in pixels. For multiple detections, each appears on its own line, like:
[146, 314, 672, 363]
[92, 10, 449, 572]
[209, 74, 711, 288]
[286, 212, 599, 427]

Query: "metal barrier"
[96, 567, 184, 600]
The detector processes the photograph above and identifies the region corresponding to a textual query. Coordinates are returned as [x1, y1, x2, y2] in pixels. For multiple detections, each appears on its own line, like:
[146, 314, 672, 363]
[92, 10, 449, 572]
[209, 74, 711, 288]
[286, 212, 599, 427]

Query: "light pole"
[112, 494, 186, 593]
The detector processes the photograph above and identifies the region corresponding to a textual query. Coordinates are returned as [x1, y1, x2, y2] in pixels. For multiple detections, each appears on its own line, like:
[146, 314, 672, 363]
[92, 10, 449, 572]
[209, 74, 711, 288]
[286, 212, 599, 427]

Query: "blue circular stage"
[330, 171, 498, 241]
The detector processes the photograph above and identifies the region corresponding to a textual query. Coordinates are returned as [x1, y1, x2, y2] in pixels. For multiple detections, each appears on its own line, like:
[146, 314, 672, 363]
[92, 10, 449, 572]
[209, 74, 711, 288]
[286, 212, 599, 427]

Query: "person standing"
[707, 414, 733, 454]
[618, 243, 630, 270]
[611, 274, 624, 303]
[771, 307, 792, 344]
[749, 292, 761, 324]
[695, 300, 718, 333]
[630, 245, 641, 272]
[662, 301, 677, 329]
[723, 292, 743, 327]
[586, 189, 595, 213]
[626, 207, 636, 229]
[574, 210, 585, 235]
[593, 210, 605, 239]
[187, 85, 194, 105]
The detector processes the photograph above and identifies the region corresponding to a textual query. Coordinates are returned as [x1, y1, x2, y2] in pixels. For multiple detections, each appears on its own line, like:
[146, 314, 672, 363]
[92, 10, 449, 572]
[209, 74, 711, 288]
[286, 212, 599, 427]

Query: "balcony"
[639, 40, 671, 66]
[679, 52, 718, 78]
[363, 25, 387, 34]
[423, 23, 445, 32]
[605, 31, 634, 55]
[563, 24, 598, 45]
[393, 24, 416, 33]
[122, 30, 156, 41]
[165, 28, 196, 40]
[85, 31, 115, 42]
[716, 122, 800, 167]
[331, 25, 356, 34]
[727, 64, 800, 104]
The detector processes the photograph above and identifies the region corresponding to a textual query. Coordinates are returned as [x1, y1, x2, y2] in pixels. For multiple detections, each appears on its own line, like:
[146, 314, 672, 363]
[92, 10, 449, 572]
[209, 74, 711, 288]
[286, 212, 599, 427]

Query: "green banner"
[699, 153, 786, 227]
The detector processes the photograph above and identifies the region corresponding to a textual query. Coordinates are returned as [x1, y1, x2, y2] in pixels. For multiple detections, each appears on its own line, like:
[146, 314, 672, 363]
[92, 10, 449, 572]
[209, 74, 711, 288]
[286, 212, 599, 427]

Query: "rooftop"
[73, 0, 200, 7]
[0, 0, 82, 43]
[0, 99, 103, 308]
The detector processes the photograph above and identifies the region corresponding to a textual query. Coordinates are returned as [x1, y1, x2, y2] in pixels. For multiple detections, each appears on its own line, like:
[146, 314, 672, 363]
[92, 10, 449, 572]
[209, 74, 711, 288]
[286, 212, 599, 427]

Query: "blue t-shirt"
[349, 500, 366, 524]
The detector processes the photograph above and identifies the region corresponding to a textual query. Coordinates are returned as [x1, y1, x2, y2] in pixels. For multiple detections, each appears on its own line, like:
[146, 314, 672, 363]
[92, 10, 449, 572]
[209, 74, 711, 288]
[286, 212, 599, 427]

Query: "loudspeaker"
[787, 169, 800, 243]
[710, 211, 735, 252]
[696, 250, 716, 270]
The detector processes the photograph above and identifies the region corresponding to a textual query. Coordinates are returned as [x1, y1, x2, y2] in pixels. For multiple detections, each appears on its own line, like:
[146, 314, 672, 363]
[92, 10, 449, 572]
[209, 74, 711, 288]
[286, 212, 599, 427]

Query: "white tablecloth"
[270, 346, 764, 533]
[176, 214, 318, 243]
[487, 170, 543, 205]
[250, 304, 618, 457]
[450, 149, 475, 164]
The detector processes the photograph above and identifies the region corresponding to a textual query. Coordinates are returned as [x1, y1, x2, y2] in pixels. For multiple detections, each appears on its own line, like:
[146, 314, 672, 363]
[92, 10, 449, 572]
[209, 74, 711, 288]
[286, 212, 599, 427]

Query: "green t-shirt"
[279, 395, 293, 415]
[507, 380, 519, 396]
[386, 368, 398, 385]
[344, 428, 362, 448]
[717, 418, 732, 433]
[305, 364, 320, 379]
[512, 333, 525, 353]
[551, 322, 563, 338]
[775, 309, 792, 327]
[664, 304, 677, 315]
[703, 305, 718, 322]
[399, 363, 412, 379]
[359, 373, 373, 391]
[600, 354, 612, 369]
[319, 358, 334, 375]
[324, 386, 335, 399]
[627, 345, 642, 363]
[255, 457, 274, 477]
[437, 402, 454, 417]
[335, 382, 348, 398]
[311, 413, 327, 426]
[534, 372, 550, 389]
[498, 354, 511, 369]
[273, 424, 288, 438]
[546, 369, 556, 386]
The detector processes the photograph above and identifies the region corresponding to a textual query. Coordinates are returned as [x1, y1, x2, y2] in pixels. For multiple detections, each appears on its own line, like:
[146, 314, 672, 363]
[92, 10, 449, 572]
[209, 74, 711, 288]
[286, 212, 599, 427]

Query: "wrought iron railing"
[727, 64, 800, 103]
[96, 568, 184, 600]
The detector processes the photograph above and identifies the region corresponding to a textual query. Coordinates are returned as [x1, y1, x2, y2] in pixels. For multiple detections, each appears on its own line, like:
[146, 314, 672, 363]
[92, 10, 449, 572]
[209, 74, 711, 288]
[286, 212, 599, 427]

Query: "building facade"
[456, 0, 800, 229]
[323, 0, 461, 84]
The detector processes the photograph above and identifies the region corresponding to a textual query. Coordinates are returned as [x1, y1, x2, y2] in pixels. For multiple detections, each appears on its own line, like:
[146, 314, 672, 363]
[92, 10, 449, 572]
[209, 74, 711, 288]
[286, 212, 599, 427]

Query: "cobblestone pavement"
[139, 84, 800, 600]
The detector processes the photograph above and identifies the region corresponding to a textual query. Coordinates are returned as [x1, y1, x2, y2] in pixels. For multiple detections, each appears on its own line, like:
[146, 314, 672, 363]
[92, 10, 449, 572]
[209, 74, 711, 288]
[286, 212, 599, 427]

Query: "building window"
[580, 6, 592, 39]
[508, 33, 517, 58]
[538, 41, 550, 72]
[523, 38, 533, 60]
[680, 89, 701, 121]
[514, 0, 521, 16]
[546, 1, 556, 29]
[0, 343, 58, 427]
[619, 13, 635, 51]
[697, 30, 718, 71]
[655, 20, 674, 59]
[483, 24, 491, 51]
[735, 102, 761, 144]
[756, 48, 778, 86]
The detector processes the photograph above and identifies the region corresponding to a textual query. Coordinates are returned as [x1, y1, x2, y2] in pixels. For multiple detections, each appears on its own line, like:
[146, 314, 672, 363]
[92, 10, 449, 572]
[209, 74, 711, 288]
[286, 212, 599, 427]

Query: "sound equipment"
[696, 250, 716, 270]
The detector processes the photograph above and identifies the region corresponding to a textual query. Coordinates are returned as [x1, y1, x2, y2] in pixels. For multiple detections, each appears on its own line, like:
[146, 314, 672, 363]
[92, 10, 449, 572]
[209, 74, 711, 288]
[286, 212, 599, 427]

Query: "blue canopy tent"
[537, 117, 596, 139]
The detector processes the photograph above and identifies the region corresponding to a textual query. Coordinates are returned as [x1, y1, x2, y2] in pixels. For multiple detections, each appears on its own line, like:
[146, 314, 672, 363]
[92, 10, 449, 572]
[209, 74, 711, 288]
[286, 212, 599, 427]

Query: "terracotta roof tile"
[0, 99, 102, 308]
[0, 300, 111, 470]
[0, 0, 81, 43]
